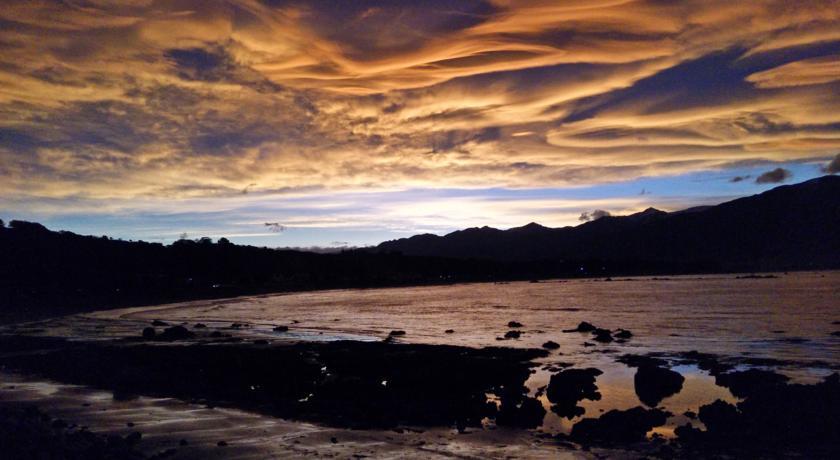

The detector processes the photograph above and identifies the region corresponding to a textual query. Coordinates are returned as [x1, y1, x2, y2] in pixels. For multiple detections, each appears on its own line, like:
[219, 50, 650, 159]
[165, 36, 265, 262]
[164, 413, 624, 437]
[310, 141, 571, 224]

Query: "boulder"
[504, 330, 521, 339]
[546, 368, 602, 418]
[157, 325, 195, 341]
[542, 340, 560, 350]
[634, 365, 685, 407]
[592, 328, 613, 343]
[141, 327, 156, 339]
[507, 321, 523, 328]
[563, 321, 596, 333]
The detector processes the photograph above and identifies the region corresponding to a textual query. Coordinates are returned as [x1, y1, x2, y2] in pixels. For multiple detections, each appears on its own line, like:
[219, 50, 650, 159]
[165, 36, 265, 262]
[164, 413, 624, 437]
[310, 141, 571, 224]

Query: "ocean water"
[9, 271, 840, 438]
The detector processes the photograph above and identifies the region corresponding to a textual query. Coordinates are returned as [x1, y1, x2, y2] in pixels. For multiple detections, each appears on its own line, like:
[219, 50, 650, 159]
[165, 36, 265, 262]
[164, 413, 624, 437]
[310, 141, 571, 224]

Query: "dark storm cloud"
[755, 168, 792, 184]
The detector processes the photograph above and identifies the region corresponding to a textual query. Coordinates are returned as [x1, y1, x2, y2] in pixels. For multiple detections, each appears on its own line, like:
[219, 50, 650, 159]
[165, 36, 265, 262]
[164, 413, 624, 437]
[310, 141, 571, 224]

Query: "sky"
[1, 0, 839, 247]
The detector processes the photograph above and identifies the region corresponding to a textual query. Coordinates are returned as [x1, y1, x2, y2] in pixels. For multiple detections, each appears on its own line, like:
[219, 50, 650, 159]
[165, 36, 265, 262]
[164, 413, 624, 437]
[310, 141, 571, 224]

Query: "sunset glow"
[2, 0, 839, 245]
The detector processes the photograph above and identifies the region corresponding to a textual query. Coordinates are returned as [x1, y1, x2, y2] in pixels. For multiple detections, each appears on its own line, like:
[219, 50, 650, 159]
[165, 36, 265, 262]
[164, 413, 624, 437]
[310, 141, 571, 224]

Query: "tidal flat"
[2, 272, 839, 458]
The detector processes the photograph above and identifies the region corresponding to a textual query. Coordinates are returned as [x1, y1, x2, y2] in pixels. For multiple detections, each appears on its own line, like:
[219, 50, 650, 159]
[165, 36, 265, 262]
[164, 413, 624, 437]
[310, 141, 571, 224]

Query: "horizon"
[1, 1, 839, 247]
[3, 174, 836, 250]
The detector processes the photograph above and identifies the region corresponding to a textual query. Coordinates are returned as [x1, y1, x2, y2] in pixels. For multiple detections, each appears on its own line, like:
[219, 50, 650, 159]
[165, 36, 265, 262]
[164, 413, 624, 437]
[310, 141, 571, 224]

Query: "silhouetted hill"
[377, 176, 840, 270]
[2, 176, 838, 323]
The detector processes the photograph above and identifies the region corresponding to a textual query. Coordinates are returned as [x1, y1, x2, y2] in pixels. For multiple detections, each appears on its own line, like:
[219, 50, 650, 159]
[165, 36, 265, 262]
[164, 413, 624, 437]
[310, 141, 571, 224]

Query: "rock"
[683, 410, 697, 419]
[507, 321, 523, 328]
[388, 330, 406, 336]
[230, 323, 243, 329]
[714, 369, 789, 398]
[542, 340, 560, 350]
[444, 329, 454, 334]
[614, 329, 633, 339]
[582, 342, 595, 347]
[634, 365, 685, 407]
[157, 325, 195, 341]
[504, 330, 521, 339]
[210, 331, 223, 338]
[571, 407, 670, 444]
[217, 440, 228, 447]
[564, 321, 596, 333]
[179, 439, 188, 446]
[330, 437, 338, 444]
[546, 368, 603, 418]
[151, 320, 168, 327]
[831, 331, 840, 337]
[141, 327, 156, 339]
[254, 339, 269, 345]
[496, 397, 546, 428]
[193, 323, 207, 328]
[273, 325, 289, 332]
[592, 328, 613, 343]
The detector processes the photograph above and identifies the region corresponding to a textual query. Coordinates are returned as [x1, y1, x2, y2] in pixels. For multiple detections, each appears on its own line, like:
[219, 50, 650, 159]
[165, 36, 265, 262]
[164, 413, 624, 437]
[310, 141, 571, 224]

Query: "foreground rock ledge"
[0, 335, 546, 430]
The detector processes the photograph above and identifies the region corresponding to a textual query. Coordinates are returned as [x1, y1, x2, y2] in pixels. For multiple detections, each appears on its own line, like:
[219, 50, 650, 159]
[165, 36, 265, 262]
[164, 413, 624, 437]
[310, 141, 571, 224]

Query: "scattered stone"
[614, 329, 633, 339]
[179, 439, 188, 446]
[217, 440, 228, 447]
[444, 329, 454, 334]
[504, 330, 521, 339]
[564, 321, 596, 333]
[542, 340, 560, 350]
[388, 330, 406, 336]
[330, 437, 338, 444]
[141, 327, 156, 339]
[592, 328, 613, 343]
[193, 323, 207, 329]
[273, 325, 289, 332]
[831, 331, 840, 337]
[126, 422, 134, 427]
[507, 321, 523, 328]
[210, 331, 223, 338]
[583, 342, 595, 347]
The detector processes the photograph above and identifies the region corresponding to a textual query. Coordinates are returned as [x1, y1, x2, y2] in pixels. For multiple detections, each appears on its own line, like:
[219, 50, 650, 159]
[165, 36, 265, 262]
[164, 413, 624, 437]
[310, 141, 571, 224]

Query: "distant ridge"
[376, 176, 840, 270]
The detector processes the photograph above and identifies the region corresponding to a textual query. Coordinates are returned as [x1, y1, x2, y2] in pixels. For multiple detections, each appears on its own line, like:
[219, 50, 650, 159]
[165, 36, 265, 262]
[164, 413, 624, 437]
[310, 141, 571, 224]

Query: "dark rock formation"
[496, 397, 546, 428]
[714, 369, 789, 398]
[546, 368, 603, 418]
[571, 407, 670, 444]
[634, 365, 685, 407]
[507, 321, 523, 328]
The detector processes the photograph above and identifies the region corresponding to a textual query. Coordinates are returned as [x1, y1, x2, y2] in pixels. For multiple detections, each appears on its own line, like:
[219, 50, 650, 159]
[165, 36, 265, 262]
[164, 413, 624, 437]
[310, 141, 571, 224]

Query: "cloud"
[729, 175, 750, 183]
[823, 153, 840, 174]
[0, 0, 839, 231]
[755, 168, 792, 184]
[579, 209, 611, 222]
[264, 222, 286, 233]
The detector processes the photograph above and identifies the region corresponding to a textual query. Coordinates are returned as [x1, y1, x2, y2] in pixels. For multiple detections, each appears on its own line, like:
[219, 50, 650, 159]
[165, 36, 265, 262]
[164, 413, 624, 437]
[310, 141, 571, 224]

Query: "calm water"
[9, 271, 840, 438]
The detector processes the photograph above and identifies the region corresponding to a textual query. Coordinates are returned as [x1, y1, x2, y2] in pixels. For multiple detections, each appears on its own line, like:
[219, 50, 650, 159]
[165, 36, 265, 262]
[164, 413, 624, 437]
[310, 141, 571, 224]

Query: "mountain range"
[376, 176, 840, 271]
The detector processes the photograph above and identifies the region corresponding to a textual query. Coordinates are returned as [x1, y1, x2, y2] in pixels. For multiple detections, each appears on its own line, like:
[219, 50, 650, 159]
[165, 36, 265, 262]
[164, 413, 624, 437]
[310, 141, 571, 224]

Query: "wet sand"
[2, 273, 838, 458]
